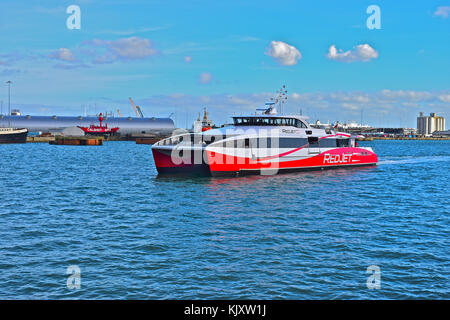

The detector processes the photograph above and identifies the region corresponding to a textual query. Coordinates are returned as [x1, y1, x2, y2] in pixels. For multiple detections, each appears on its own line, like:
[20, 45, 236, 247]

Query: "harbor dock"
[49, 136, 103, 146]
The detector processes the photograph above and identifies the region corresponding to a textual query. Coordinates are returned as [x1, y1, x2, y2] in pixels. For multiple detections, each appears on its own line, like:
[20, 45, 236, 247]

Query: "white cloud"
[341, 103, 360, 111]
[88, 37, 157, 62]
[96, 25, 171, 36]
[234, 35, 260, 42]
[330, 92, 370, 103]
[380, 90, 433, 101]
[265, 41, 302, 66]
[402, 102, 419, 108]
[48, 48, 77, 62]
[53, 63, 90, 70]
[434, 6, 450, 18]
[199, 72, 213, 84]
[438, 94, 450, 103]
[291, 92, 301, 100]
[0, 68, 22, 76]
[92, 53, 118, 65]
[327, 44, 378, 62]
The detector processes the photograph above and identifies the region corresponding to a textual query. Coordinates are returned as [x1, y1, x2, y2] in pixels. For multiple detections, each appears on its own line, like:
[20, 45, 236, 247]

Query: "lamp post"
[6, 80, 12, 128]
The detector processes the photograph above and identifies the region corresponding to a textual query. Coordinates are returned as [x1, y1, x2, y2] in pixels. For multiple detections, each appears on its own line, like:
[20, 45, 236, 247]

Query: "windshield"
[233, 117, 307, 128]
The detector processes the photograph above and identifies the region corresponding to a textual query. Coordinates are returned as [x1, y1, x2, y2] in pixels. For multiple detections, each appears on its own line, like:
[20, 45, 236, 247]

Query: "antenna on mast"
[6, 80, 12, 128]
[275, 85, 288, 114]
[257, 85, 289, 115]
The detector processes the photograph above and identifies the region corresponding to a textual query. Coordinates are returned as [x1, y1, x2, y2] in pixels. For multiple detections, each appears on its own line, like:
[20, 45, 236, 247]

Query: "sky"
[0, 0, 449, 128]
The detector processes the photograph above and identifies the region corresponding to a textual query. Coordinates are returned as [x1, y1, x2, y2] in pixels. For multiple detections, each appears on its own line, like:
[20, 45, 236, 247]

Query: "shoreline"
[358, 137, 450, 141]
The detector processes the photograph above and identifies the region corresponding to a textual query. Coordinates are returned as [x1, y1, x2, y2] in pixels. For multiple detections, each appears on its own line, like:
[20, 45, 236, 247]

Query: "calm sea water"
[0, 140, 448, 299]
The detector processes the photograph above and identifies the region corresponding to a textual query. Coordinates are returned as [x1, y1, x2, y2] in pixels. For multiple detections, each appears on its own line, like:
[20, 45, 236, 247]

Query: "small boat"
[0, 81, 28, 144]
[78, 113, 119, 135]
[0, 127, 28, 144]
[151, 88, 378, 176]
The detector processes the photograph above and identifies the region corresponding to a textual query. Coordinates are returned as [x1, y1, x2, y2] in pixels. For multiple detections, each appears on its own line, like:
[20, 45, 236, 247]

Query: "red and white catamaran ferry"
[152, 99, 377, 177]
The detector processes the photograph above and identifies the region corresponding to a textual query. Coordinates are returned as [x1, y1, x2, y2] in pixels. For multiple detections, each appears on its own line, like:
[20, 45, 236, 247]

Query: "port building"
[417, 112, 445, 135]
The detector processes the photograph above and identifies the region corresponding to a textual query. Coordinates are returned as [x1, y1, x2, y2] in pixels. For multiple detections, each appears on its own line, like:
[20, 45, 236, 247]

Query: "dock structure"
[27, 136, 55, 143]
[49, 136, 103, 146]
[135, 134, 161, 145]
[135, 138, 160, 145]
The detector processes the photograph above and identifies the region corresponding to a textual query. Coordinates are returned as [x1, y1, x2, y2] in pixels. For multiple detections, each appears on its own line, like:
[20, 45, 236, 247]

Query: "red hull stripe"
[207, 147, 377, 173]
[255, 143, 309, 162]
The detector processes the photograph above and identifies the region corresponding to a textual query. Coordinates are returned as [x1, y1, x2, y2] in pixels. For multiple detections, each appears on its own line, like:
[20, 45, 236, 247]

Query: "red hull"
[78, 113, 119, 135]
[152, 148, 210, 175]
[78, 127, 119, 134]
[152, 146, 378, 176]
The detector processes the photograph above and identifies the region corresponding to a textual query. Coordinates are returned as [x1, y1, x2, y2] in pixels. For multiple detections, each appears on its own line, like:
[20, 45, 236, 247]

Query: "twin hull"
[152, 145, 378, 176]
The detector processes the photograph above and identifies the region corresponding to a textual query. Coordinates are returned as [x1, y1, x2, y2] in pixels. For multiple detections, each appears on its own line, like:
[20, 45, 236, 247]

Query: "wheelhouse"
[233, 116, 308, 128]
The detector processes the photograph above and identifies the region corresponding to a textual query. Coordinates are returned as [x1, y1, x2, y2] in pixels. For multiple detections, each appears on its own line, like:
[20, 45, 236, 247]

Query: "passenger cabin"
[232, 116, 309, 128]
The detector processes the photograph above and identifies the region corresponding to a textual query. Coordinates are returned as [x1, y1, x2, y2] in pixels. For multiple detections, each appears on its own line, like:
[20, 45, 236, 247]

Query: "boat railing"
[154, 133, 207, 146]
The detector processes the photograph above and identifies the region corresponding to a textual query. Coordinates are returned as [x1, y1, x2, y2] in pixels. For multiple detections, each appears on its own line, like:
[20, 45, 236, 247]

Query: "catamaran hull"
[152, 146, 378, 176]
[151, 148, 210, 175]
[209, 164, 377, 176]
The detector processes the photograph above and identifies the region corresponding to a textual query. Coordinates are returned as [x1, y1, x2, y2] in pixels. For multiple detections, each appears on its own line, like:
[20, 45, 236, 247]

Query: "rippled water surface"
[0, 140, 448, 299]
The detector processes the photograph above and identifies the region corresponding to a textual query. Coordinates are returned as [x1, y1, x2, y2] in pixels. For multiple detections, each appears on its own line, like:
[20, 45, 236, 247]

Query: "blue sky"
[0, 0, 449, 128]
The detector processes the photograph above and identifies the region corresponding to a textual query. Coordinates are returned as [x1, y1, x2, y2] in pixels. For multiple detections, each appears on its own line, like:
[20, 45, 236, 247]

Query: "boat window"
[233, 117, 304, 127]
[308, 136, 319, 147]
[257, 138, 271, 148]
[295, 119, 307, 128]
[319, 139, 337, 148]
[336, 139, 349, 147]
[278, 138, 308, 148]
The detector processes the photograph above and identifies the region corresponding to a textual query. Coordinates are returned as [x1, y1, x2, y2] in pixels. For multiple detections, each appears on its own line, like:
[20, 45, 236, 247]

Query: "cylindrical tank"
[0, 115, 175, 135]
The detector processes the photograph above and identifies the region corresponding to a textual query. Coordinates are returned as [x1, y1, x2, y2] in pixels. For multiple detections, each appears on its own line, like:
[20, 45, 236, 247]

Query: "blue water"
[0, 140, 448, 299]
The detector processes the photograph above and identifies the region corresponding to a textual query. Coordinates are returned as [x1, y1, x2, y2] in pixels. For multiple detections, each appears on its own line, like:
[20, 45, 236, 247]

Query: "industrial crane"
[128, 97, 144, 118]
[136, 105, 144, 118]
